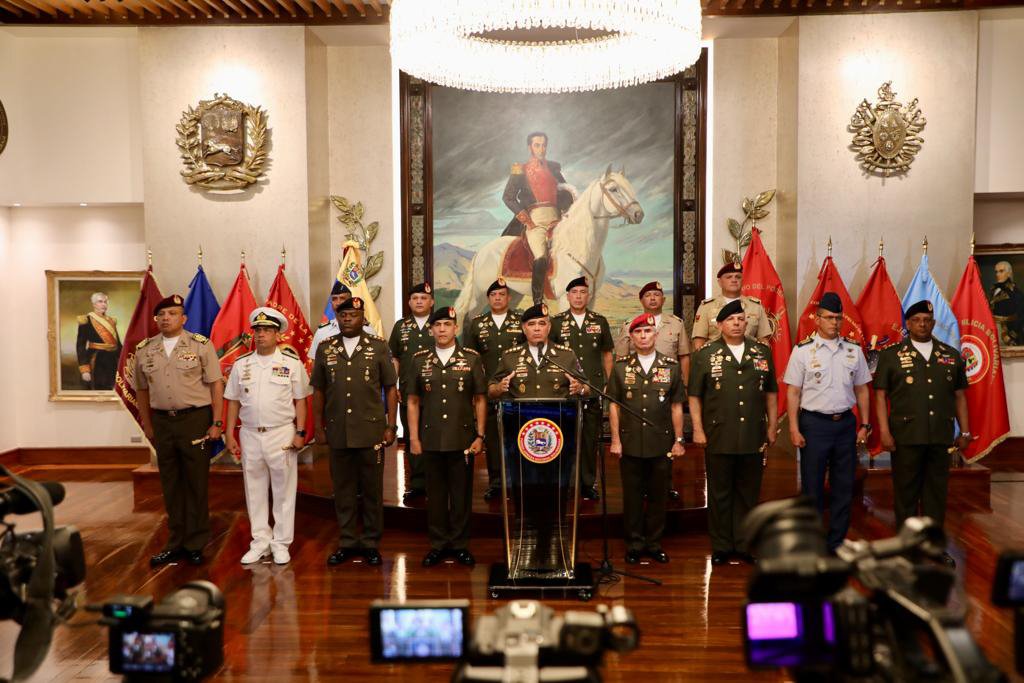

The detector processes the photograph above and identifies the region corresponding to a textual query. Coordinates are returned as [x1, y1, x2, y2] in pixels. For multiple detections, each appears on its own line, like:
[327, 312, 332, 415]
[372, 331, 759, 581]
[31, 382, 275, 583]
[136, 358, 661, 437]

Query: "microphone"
[0, 481, 66, 516]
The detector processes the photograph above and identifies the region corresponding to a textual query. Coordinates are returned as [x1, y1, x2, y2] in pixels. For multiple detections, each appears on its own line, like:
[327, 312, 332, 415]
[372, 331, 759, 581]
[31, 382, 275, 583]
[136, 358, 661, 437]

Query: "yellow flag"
[337, 240, 384, 337]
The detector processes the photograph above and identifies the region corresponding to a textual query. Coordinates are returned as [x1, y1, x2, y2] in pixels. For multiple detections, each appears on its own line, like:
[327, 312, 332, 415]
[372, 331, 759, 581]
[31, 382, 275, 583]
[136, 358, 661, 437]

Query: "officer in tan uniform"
[692, 262, 772, 350]
[406, 307, 487, 568]
[312, 297, 399, 567]
[134, 294, 224, 567]
[462, 277, 522, 500]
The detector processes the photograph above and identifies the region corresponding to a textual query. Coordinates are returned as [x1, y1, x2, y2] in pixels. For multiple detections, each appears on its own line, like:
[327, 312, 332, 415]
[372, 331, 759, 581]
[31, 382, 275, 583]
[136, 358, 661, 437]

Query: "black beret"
[336, 297, 364, 312]
[429, 307, 456, 325]
[487, 277, 509, 295]
[639, 281, 663, 299]
[153, 294, 185, 316]
[904, 299, 934, 318]
[565, 276, 588, 292]
[521, 303, 549, 323]
[818, 292, 842, 314]
[331, 281, 351, 296]
[717, 261, 743, 278]
[409, 282, 433, 296]
[716, 298, 744, 322]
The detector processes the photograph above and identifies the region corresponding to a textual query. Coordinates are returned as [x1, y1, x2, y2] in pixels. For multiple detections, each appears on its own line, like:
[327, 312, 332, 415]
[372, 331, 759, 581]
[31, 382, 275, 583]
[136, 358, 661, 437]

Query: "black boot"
[531, 257, 548, 305]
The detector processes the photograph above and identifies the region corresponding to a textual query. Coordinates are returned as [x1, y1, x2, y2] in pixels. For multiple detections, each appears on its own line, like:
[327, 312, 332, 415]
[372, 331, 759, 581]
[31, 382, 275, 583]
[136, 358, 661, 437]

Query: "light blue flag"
[901, 254, 960, 349]
[183, 265, 221, 337]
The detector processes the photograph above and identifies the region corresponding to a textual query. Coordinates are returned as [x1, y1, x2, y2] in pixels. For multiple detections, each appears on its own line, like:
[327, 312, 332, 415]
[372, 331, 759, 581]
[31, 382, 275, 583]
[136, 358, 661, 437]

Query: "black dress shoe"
[581, 486, 600, 501]
[364, 548, 383, 565]
[711, 551, 729, 565]
[422, 549, 444, 567]
[668, 489, 680, 501]
[186, 550, 204, 566]
[648, 549, 669, 563]
[483, 487, 500, 501]
[455, 550, 475, 567]
[625, 549, 642, 564]
[402, 489, 426, 505]
[150, 548, 184, 567]
[940, 552, 957, 568]
[327, 548, 358, 565]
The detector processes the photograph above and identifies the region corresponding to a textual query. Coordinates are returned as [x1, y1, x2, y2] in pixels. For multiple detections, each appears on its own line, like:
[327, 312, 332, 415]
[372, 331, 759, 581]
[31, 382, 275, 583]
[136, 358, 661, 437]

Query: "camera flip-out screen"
[744, 601, 836, 669]
[369, 600, 469, 663]
[120, 631, 176, 673]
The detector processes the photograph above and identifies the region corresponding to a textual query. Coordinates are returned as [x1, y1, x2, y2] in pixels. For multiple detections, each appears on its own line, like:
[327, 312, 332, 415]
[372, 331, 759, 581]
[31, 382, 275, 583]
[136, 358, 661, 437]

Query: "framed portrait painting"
[975, 244, 1024, 358]
[47, 270, 145, 401]
[399, 51, 708, 332]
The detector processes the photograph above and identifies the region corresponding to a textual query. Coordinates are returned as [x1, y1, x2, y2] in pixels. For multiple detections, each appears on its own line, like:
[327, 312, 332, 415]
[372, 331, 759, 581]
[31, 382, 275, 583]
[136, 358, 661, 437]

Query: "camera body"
[103, 580, 224, 681]
[0, 524, 85, 622]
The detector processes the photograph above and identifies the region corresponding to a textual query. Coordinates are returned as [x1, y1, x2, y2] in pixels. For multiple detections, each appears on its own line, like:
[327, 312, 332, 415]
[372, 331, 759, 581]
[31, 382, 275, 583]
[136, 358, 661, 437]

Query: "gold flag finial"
[241, 249, 246, 265]
[922, 236, 928, 255]
[198, 244, 203, 266]
[970, 232, 976, 256]
[827, 236, 833, 258]
[879, 236, 884, 258]
[281, 244, 286, 265]
[147, 248, 153, 267]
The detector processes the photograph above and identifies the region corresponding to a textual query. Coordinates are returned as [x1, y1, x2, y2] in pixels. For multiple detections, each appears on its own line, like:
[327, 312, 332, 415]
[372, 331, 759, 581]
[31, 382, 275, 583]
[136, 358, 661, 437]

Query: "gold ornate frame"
[176, 92, 269, 191]
[47, 270, 145, 402]
[975, 243, 1024, 359]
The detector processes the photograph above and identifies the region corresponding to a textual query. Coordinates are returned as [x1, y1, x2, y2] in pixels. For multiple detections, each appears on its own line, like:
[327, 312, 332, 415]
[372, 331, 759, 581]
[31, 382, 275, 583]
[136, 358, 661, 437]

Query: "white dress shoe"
[241, 547, 269, 564]
[272, 548, 291, 565]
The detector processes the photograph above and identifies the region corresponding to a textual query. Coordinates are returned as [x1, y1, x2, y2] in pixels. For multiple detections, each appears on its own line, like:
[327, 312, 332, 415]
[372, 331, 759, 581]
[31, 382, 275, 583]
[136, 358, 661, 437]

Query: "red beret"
[638, 281, 663, 299]
[629, 313, 656, 333]
[717, 261, 743, 278]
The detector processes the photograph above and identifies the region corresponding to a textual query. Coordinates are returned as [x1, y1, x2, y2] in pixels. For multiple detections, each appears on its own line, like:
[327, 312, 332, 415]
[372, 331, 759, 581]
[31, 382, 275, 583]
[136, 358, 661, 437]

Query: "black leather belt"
[801, 409, 853, 421]
[152, 406, 207, 417]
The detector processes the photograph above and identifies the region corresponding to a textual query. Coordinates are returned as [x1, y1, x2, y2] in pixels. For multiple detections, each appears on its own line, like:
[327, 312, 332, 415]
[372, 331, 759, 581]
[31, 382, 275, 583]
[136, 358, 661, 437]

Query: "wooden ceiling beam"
[252, 0, 277, 16]
[367, 0, 381, 14]
[293, 0, 313, 15]
[132, 0, 164, 17]
[349, 0, 365, 15]
[201, 0, 231, 17]
[14, 0, 58, 17]
[162, 0, 193, 17]
[327, 0, 346, 15]
[310, 0, 328, 15]
[118, 0, 148, 19]
[147, 0, 177, 16]
[0, 0, 25, 15]
[220, 0, 246, 16]
[99, 0, 129, 18]
[235, 0, 260, 15]
[274, 0, 298, 16]
[185, 0, 213, 17]
[62, 0, 97, 16]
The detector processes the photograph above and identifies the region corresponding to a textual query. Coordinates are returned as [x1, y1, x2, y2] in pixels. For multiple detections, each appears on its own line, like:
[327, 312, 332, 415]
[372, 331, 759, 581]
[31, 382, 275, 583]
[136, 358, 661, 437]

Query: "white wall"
[0, 208, 15, 453]
[7, 206, 145, 447]
[0, 28, 143, 206]
[976, 9, 1024, 193]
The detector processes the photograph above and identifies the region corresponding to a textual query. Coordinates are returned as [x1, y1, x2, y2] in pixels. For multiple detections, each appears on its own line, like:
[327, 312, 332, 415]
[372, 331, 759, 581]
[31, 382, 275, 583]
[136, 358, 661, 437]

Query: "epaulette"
[237, 350, 255, 360]
[555, 343, 571, 351]
[843, 335, 858, 345]
[317, 320, 333, 329]
[797, 335, 814, 347]
[511, 162, 523, 175]
[746, 296, 761, 304]
[503, 345, 524, 356]
[662, 356, 679, 364]
[191, 333, 209, 344]
[462, 348, 480, 356]
[281, 347, 300, 360]
[77, 314, 88, 324]
[414, 348, 431, 357]
[614, 354, 630, 363]
[700, 297, 714, 305]
[365, 333, 385, 342]
[472, 312, 489, 320]
[136, 337, 151, 349]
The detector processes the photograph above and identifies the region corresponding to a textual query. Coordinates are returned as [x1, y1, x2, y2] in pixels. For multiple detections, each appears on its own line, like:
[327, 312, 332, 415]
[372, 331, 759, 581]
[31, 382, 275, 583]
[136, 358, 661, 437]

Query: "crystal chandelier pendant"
[390, 0, 702, 94]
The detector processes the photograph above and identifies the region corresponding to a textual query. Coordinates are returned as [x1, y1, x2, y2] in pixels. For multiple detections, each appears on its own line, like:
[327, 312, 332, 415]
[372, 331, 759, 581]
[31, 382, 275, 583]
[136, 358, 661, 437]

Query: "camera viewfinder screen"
[1009, 560, 1024, 602]
[378, 607, 464, 660]
[745, 602, 836, 669]
[121, 632, 176, 673]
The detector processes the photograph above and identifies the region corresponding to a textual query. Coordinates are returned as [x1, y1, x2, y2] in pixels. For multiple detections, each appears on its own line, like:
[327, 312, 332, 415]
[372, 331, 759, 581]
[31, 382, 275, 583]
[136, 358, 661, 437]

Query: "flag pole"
[147, 247, 153, 269]
[198, 244, 203, 267]
[281, 244, 286, 266]
[827, 235, 832, 258]
[878, 236, 884, 258]
[923, 235, 928, 255]
[970, 232, 976, 257]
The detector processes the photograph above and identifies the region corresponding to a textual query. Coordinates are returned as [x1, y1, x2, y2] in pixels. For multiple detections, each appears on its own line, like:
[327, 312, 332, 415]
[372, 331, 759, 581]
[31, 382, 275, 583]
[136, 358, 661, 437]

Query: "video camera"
[991, 550, 1024, 676]
[369, 598, 639, 682]
[99, 580, 225, 682]
[740, 496, 1005, 683]
[0, 465, 85, 683]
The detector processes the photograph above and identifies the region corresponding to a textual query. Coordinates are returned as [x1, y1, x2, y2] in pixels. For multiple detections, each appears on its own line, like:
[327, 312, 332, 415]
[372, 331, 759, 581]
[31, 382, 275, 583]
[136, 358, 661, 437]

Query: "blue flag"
[184, 265, 221, 337]
[321, 281, 340, 325]
[901, 254, 960, 348]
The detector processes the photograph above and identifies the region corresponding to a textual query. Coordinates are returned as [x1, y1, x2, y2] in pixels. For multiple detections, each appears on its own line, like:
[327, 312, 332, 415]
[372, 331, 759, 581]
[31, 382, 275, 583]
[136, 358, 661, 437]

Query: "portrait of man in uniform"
[976, 246, 1024, 356]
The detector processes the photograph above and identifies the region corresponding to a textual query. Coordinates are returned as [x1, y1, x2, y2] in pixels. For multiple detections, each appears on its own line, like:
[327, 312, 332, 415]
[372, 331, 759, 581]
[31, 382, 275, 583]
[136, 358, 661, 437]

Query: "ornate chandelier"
[389, 0, 703, 94]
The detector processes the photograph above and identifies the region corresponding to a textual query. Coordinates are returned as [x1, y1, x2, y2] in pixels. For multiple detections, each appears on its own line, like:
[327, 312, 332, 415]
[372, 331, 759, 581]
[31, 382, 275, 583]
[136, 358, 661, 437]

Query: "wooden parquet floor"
[1, 444, 1021, 682]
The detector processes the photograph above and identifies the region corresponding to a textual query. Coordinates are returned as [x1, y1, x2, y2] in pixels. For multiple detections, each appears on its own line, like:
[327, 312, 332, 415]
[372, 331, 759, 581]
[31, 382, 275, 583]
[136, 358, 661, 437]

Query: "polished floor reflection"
[2, 444, 1021, 681]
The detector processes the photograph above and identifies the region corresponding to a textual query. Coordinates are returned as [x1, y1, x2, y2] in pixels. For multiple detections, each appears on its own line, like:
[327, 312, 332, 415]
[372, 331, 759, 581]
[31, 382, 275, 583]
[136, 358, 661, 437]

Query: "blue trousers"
[798, 410, 856, 550]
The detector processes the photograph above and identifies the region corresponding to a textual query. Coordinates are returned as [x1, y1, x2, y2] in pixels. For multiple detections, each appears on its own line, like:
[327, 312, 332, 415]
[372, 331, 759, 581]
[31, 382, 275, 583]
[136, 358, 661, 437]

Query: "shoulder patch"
[797, 335, 814, 347]
[511, 162, 523, 175]
[237, 350, 255, 360]
[136, 337, 151, 349]
[191, 333, 209, 344]
[844, 335, 859, 345]
[77, 314, 88, 324]
[667, 314, 683, 323]
[700, 297, 714, 305]
[281, 347, 300, 360]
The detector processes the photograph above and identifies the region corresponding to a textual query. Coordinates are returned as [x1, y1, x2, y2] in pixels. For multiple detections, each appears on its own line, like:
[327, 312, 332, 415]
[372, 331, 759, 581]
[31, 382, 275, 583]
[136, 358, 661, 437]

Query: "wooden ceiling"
[1, 0, 1022, 26]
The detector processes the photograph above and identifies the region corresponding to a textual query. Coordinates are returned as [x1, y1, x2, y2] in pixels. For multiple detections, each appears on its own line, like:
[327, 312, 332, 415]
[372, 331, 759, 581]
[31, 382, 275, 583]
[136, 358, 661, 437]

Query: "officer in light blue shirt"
[784, 292, 872, 551]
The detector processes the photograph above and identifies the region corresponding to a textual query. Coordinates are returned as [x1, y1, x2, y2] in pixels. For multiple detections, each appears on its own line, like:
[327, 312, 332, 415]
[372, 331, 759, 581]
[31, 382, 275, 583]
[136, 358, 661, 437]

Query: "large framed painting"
[976, 244, 1024, 358]
[399, 50, 708, 331]
[47, 270, 145, 401]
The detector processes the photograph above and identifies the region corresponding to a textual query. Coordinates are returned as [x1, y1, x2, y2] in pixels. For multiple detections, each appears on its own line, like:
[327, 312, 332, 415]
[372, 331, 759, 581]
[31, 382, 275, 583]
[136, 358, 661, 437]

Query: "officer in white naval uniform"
[225, 307, 311, 565]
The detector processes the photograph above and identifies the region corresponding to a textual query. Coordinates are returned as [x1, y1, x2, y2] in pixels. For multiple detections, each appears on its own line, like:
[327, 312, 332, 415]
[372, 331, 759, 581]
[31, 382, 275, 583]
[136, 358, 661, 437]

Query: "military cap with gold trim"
[153, 294, 185, 316]
[336, 296, 364, 312]
[638, 281, 663, 299]
[904, 299, 933, 318]
[487, 277, 509, 295]
[629, 313, 656, 332]
[429, 306, 457, 325]
[716, 261, 743, 278]
[409, 281, 433, 296]
[521, 302, 549, 323]
[249, 306, 288, 333]
[716, 298, 744, 322]
[330, 281, 351, 296]
[565, 275, 588, 292]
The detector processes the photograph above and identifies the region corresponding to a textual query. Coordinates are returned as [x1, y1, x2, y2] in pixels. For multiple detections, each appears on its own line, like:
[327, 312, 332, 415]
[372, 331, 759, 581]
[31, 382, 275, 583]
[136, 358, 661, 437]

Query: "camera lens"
[744, 497, 829, 561]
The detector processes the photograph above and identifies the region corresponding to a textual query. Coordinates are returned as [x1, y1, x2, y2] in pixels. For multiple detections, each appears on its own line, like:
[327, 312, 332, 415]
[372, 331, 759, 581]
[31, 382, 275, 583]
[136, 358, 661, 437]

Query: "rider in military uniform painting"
[502, 131, 576, 305]
[689, 300, 778, 566]
[76, 292, 123, 390]
[551, 276, 614, 500]
[874, 299, 971, 567]
[462, 277, 522, 501]
[607, 313, 686, 564]
[405, 307, 486, 569]
[692, 262, 772, 350]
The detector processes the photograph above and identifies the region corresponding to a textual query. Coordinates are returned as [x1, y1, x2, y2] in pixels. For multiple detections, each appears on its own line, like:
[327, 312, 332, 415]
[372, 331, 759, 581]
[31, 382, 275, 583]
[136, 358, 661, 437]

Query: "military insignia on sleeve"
[191, 333, 209, 343]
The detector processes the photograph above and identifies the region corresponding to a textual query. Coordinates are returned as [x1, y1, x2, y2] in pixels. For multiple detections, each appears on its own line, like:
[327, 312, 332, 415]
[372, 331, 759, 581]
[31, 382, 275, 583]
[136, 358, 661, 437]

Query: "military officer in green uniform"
[462, 277, 523, 501]
[389, 281, 435, 503]
[692, 262, 772, 350]
[551, 276, 614, 500]
[607, 313, 686, 564]
[134, 294, 224, 568]
[874, 299, 971, 567]
[689, 299, 778, 566]
[312, 297, 398, 567]
[406, 307, 487, 568]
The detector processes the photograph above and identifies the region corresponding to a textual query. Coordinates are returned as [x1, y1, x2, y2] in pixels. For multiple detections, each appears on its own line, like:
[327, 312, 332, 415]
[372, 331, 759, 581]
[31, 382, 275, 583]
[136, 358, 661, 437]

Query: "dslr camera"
[369, 599, 639, 682]
[740, 496, 1005, 683]
[100, 580, 224, 681]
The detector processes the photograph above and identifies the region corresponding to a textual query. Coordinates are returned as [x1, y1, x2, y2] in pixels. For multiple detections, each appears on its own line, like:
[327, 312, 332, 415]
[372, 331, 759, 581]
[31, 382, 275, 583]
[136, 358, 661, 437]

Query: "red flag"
[210, 263, 258, 379]
[741, 227, 793, 417]
[951, 257, 1011, 463]
[266, 264, 314, 442]
[855, 257, 905, 455]
[115, 268, 164, 430]
[796, 257, 865, 346]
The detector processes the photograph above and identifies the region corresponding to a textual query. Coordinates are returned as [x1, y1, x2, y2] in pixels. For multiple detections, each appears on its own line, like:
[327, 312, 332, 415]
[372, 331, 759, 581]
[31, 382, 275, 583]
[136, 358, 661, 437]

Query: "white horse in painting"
[452, 168, 644, 320]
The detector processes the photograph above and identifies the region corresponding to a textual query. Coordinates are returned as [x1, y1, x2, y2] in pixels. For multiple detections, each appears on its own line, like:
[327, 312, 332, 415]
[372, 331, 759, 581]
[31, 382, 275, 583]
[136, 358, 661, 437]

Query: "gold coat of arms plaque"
[176, 93, 269, 191]
[849, 81, 926, 177]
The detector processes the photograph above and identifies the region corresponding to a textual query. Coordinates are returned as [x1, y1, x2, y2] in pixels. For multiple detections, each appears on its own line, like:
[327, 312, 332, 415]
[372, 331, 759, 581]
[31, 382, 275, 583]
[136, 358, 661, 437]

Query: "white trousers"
[240, 424, 298, 553]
